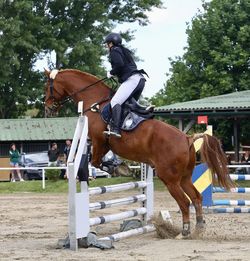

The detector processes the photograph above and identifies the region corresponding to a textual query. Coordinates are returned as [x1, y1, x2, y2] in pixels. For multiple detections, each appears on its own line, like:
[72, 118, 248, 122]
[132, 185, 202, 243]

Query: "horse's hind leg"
[180, 174, 205, 230]
[157, 170, 191, 237]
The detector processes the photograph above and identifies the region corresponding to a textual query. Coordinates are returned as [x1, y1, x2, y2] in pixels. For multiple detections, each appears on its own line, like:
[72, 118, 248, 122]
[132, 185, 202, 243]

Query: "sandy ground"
[1, 187, 250, 261]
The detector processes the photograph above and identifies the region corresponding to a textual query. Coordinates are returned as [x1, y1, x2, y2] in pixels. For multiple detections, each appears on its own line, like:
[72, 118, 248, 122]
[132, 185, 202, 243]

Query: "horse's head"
[44, 69, 68, 117]
[44, 68, 114, 117]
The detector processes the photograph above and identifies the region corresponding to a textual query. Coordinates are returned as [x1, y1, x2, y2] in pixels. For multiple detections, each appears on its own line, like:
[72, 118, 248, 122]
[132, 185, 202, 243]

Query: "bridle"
[45, 75, 117, 113]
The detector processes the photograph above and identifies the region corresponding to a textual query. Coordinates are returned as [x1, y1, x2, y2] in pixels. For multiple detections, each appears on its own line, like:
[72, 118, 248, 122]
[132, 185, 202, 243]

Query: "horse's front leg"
[91, 139, 109, 168]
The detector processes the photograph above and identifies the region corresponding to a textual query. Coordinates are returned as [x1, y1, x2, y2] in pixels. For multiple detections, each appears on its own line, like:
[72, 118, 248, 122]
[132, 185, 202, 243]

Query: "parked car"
[19, 152, 49, 180]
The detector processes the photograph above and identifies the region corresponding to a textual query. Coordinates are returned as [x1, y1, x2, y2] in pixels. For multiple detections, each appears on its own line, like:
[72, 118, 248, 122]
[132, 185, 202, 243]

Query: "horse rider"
[104, 32, 150, 138]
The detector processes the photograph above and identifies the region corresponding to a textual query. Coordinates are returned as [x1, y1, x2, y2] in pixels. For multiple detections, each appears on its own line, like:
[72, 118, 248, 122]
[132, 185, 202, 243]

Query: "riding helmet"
[104, 33, 122, 45]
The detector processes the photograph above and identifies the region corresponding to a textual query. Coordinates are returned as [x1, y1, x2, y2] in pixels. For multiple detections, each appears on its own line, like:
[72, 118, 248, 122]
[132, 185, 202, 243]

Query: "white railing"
[228, 164, 250, 169]
[0, 166, 67, 189]
[129, 165, 140, 169]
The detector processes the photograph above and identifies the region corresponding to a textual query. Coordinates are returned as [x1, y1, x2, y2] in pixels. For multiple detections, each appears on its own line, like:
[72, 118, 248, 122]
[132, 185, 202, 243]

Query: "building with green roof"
[0, 117, 78, 157]
[154, 90, 250, 162]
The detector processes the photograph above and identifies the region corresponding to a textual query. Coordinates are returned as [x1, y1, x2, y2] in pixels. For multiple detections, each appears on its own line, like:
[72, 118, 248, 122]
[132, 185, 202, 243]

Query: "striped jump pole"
[209, 208, 250, 213]
[89, 207, 147, 226]
[99, 224, 155, 242]
[73, 164, 154, 249]
[213, 199, 250, 206]
[68, 123, 155, 251]
[88, 163, 154, 234]
[89, 181, 147, 195]
[192, 163, 250, 212]
[201, 163, 250, 213]
[89, 194, 146, 211]
[68, 163, 154, 250]
[230, 174, 250, 181]
[191, 127, 250, 215]
[68, 103, 155, 251]
[213, 187, 250, 193]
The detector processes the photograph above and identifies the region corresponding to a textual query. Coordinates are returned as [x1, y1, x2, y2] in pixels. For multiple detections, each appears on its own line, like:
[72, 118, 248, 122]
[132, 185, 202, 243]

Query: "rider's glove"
[107, 71, 113, 79]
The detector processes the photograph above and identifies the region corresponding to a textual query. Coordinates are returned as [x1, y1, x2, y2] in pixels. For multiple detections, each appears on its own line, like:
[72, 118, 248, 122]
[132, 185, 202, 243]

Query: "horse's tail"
[193, 134, 235, 190]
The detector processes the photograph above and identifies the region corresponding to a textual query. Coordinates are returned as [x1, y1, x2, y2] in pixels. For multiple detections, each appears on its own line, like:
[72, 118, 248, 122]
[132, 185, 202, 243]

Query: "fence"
[66, 111, 155, 250]
[200, 164, 250, 213]
[0, 166, 67, 189]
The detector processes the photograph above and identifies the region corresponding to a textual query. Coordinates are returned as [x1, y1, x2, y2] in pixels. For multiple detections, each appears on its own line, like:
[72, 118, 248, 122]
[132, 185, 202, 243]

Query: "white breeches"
[110, 74, 144, 108]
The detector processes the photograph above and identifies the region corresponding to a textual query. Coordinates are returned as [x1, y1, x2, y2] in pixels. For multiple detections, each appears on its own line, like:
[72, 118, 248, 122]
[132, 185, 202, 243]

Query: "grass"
[0, 176, 167, 194]
[0, 180, 69, 194]
[0, 176, 248, 194]
[235, 180, 250, 187]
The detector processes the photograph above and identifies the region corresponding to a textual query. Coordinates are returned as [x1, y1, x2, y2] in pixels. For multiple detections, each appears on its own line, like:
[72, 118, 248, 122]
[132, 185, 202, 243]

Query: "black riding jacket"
[109, 46, 137, 83]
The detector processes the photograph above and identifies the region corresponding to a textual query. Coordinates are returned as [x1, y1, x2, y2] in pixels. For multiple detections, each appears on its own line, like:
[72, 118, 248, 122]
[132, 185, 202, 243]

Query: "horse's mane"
[58, 69, 111, 89]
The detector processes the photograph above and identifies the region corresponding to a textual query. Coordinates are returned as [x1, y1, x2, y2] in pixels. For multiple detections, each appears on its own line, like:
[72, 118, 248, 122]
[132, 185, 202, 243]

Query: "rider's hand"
[107, 71, 113, 79]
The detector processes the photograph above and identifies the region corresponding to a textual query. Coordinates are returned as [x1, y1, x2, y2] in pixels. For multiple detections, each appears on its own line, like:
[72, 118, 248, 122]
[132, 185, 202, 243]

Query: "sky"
[121, 0, 205, 98]
[36, 0, 205, 98]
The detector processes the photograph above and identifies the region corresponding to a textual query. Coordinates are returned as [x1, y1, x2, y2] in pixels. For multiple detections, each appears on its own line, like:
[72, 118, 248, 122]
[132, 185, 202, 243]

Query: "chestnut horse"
[44, 69, 234, 237]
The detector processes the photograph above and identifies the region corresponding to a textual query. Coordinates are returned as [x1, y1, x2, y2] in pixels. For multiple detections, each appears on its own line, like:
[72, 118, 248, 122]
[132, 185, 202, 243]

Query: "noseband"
[45, 78, 63, 112]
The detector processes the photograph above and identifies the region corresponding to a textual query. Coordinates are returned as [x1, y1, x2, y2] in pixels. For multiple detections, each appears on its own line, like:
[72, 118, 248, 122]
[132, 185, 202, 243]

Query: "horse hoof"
[175, 232, 191, 240]
[196, 220, 206, 230]
[175, 223, 191, 239]
[195, 221, 206, 234]
[175, 233, 182, 240]
[181, 222, 191, 239]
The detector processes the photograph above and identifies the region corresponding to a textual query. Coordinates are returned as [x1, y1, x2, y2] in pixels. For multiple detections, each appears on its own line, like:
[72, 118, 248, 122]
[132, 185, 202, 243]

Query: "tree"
[0, 1, 44, 118]
[151, 0, 250, 149]
[0, 0, 163, 118]
[152, 0, 250, 106]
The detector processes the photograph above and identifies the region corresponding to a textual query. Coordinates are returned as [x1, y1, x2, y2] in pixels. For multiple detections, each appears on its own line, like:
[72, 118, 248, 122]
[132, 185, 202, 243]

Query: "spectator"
[241, 151, 250, 174]
[60, 139, 72, 179]
[63, 139, 72, 163]
[9, 143, 24, 182]
[48, 142, 60, 166]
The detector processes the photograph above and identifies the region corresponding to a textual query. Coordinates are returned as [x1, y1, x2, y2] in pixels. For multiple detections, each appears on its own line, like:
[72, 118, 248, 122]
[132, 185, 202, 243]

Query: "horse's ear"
[44, 68, 50, 78]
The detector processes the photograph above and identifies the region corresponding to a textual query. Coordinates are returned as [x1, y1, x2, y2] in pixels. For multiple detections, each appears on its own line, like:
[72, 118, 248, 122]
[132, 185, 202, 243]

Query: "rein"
[82, 96, 111, 114]
[47, 75, 117, 112]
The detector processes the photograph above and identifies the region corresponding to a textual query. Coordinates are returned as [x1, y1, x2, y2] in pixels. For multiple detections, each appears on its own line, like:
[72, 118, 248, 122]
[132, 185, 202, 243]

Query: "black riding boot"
[109, 104, 122, 138]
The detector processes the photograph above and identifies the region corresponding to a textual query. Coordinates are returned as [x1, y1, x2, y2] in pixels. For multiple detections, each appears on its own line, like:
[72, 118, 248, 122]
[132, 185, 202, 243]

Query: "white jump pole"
[68, 101, 89, 251]
[141, 164, 154, 224]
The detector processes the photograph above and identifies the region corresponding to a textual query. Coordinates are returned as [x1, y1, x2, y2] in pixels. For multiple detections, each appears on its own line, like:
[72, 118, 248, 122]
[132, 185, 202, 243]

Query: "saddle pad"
[101, 105, 147, 131]
[121, 111, 147, 131]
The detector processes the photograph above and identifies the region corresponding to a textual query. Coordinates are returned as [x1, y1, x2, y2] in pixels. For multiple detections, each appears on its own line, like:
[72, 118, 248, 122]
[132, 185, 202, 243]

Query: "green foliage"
[45, 167, 61, 181]
[152, 0, 250, 105]
[0, 0, 163, 118]
[0, 0, 45, 118]
[151, 0, 250, 148]
[150, 88, 168, 107]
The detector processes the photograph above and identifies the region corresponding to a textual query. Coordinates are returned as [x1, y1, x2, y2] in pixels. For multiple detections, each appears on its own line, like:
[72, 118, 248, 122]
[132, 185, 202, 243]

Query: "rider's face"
[106, 42, 113, 49]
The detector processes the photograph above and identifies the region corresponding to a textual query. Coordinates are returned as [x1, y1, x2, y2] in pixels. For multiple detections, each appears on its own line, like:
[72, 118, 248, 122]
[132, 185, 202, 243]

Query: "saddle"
[101, 98, 154, 131]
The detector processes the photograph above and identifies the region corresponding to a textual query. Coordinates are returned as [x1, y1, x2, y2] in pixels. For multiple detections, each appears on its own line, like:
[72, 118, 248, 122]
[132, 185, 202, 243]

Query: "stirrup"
[103, 130, 111, 136]
[110, 131, 121, 138]
[146, 104, 155, 111]
[103, 129, 121, 138]
[103, 125, 111, 136]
